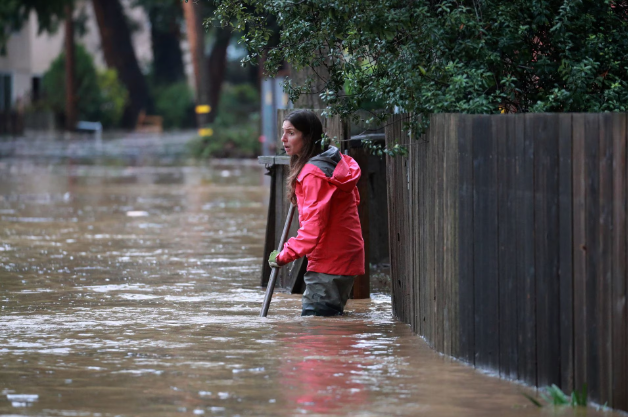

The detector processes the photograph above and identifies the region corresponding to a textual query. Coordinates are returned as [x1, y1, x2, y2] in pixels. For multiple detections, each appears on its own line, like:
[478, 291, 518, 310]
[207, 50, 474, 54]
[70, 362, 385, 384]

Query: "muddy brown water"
[0, 157, 621, 416]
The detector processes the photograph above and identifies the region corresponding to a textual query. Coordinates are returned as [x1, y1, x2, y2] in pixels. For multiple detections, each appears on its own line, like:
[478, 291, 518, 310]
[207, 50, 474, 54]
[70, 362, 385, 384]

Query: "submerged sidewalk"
[0, 130, 197, 160]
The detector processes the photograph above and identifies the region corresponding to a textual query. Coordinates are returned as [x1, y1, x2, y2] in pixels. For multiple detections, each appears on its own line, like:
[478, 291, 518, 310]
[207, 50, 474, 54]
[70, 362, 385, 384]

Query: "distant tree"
[133, 0, 186, 86]
[64, 3, 77, 130]
[183, 1, 232, 124]
[207, 24, 232, 122]
[183, 0, 211, 127]
[0, 0, 71, 50]
[43, 44, 101, 122]
[214, 0, 628, 143]
[43, 44, 128, 128]
[92, 0, 153, 128]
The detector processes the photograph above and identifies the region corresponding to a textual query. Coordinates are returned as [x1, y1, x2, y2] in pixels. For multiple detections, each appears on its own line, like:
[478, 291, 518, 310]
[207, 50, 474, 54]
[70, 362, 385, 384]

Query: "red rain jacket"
[276, 147, 365, 276]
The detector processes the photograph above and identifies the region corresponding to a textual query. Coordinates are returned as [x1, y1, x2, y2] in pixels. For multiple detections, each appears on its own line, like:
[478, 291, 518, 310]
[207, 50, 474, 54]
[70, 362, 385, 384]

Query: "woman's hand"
[268, 250, 281, 268]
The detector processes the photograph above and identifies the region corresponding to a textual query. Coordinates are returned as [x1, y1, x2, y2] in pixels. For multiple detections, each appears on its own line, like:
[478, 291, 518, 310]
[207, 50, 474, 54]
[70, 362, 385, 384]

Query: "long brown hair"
[283, 110, 327, 204]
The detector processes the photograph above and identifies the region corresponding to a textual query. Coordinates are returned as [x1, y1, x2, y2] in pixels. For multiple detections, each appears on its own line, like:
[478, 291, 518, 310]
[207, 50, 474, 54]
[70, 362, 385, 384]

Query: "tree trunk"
[92, 0, 153, 128]
[207, 26, 231, 123]
[149, 0, 185, 85]
[64, 4, 77, 131]
[182, 0, 210, 127]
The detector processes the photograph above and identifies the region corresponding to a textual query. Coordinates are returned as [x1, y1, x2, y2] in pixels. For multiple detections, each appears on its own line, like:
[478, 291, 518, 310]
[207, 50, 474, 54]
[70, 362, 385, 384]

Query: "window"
[31, 76, 41, 103]
[0, 73, 12, 111]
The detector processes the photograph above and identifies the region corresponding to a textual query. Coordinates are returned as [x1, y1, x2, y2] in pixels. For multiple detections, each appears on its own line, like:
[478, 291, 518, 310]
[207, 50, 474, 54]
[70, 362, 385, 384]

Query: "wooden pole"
[342, 119, 370, 299]
[261, 164, 277, 287]
[261, 204, 296, 317]
[349, 141, 371, 299]
[64, 4, 76, 131]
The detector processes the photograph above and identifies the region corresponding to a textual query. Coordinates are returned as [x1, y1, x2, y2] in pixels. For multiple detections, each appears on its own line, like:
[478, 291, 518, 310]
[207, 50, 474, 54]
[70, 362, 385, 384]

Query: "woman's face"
[281, 121, 305, 156]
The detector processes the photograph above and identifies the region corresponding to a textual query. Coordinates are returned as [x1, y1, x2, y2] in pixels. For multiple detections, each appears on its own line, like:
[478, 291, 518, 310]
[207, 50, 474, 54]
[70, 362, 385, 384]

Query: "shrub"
[98, 69, 128, 128]
[188, 112, 260, 158]
[215, 82, 260, 125]
[188, 82, 260, 158]
[42, 44, 128, 128]
[153, 82, 195, 129]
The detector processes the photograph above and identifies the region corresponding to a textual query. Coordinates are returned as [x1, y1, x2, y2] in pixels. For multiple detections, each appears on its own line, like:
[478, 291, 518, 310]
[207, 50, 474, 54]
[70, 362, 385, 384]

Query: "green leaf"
[211, 0, 628, 118]
[522, 393, 543, 408]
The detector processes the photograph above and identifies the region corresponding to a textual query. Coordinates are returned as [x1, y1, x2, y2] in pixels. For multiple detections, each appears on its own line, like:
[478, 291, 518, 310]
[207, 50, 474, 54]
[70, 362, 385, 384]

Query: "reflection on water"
[0, 157, 619, 416]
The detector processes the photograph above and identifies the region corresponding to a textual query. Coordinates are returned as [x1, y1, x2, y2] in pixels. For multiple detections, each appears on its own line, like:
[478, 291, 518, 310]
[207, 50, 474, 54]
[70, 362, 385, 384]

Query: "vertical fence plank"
[611, 113, 627, 410]
[393, 115, 401, 319]
[424, 116, 434, 345]
[434, 114, 445, 351]
[496, 114, 519, 379]
[399, 115, 406, 322]
[399, 116, 405, 321]
[534, 114, 561, 387]
[385, 115, 399, 318]
[414, 117, 422, 335]
[414, 116, 422, 335]
[450, 114, 460, 358]
[598, 113, 613, 404]
[391, 114, 399, 318]
[405, 115, 412, 324]
[513, 115, 527, 382]
[401, 114, 411, 323]
[458, 115, 475, 364]
[472, 115, 499, 370]
[573, 114, 587, 391]
[439, 114, 447, 353]
[431, 114, 439, 349]
[585, 114, 601, 401]
[426, 118, 433, 341]
[519, 114, 536, 385]
[419, 118, 428, 337]
[422, 117, 430, 336]
[418, 118, 424, 334]
[443, 114, 458, 356]
[427, 113, 438, 347]
[399, 117, 407, 323]
[420, 116, 428, 338]
[398, 115, 405, 321]
[442, 114, 450, 355]
[407, 116, 413, 324]
[410, 117, 415, 324]
[558, 113, 574, 393]
[405, 116, 415, 326]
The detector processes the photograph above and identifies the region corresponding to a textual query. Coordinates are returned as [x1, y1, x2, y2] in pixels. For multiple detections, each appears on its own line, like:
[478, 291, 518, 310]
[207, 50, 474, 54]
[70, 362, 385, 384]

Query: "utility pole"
[64, 3, 77, 131]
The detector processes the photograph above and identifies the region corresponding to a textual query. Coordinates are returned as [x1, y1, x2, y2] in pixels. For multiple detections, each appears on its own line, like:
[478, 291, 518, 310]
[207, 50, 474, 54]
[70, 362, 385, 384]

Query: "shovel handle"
[260, 204, 296, 317]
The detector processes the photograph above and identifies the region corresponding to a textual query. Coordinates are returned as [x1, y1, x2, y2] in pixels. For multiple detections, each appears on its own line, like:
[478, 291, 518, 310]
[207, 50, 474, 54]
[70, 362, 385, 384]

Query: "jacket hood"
[305, 146, 361, 192]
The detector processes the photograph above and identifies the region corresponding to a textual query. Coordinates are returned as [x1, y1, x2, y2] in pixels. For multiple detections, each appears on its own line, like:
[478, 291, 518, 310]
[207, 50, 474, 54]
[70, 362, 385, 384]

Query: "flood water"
[0, 154, 621, 416]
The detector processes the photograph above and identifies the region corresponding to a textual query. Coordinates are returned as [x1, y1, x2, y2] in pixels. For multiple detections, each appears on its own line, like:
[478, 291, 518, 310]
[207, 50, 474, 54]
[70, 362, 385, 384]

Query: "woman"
[268, 110, 365, 316]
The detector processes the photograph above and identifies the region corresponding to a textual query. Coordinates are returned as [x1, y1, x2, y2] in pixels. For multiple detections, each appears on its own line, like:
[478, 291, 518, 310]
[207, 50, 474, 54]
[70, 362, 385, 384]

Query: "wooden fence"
[386, 113, 628, 411]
